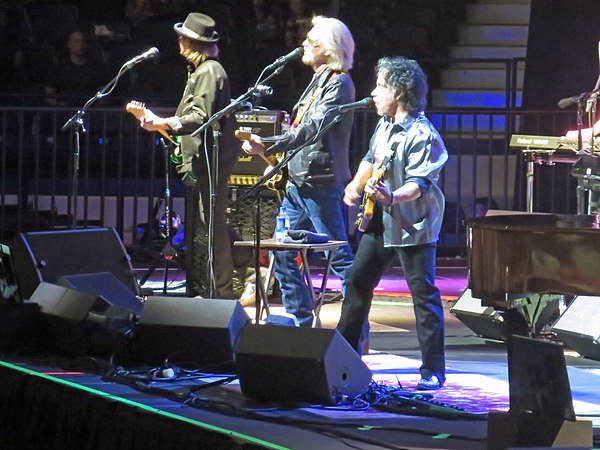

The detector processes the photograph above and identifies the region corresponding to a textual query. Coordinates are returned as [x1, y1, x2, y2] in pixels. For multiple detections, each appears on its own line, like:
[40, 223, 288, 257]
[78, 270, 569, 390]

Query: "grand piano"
[463, 135, 600, 344]
[466, 212, 600, 306]
[466, 134, 600, 308]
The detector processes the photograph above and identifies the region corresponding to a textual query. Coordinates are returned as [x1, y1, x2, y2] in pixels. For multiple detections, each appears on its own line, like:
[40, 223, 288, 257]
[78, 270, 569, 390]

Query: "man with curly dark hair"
[337, 56, 448, 390]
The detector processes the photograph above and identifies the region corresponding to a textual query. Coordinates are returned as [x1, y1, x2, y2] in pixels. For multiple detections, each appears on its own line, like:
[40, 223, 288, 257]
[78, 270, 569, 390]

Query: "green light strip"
[0, 360, 288, 450]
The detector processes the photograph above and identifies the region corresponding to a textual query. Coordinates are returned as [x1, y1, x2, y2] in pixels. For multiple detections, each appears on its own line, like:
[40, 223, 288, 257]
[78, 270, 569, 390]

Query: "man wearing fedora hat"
[140, 12, 240, 299]
[242, 16, 356, 327]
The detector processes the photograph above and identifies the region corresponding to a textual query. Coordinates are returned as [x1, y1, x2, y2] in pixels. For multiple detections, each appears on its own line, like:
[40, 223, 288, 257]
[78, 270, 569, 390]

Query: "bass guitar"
[355, 145, 397, 232]
[234, 129, 287, 191]
[126, 100, 181, 156]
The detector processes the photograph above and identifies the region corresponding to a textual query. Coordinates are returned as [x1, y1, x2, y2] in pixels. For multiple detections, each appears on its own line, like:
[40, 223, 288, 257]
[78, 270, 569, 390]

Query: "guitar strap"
[378, 141, 399, 175]
[291, 69, 340, 129]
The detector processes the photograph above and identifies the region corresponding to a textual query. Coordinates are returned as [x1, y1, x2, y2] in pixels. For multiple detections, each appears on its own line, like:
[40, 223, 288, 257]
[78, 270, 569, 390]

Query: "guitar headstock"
[126, 100, 146, 118]
[234, 128, 254, 141]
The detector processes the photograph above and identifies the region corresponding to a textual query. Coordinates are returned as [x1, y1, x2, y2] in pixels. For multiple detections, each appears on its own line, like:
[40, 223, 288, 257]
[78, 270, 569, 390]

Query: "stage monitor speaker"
[27, 282, 133, 356]
[30, 282, 99, 321]
[0, 243, 21, 302]
[134, 297, 250, 371]
[234, 325, 372, 405]
[10, 227, 139, 301]
[451, 289, 560, 341]
[552, 295, 600, 360]
[450, 289, 506, 340]
[487, 335, 591, 450]
[58, 272, 143, 317]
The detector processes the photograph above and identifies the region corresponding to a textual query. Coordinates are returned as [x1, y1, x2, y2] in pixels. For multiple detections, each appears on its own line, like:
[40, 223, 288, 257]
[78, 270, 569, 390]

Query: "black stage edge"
[0, 355, 491, 449]
[0, 360, 276, 450]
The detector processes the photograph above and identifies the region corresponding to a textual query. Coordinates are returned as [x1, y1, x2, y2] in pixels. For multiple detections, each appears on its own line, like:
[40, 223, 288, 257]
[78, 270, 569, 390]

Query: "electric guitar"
[126, 100, 180, 153]
[234, 129, 287, 191]
[355, 146, 397, 232]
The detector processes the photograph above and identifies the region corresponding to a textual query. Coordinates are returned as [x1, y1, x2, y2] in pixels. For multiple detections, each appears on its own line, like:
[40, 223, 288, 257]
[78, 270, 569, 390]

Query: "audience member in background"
[49, 28, 106, 106]
[253, 0, 285, 49]
[337, 57, 448, 390]
[284, 0, 314, 48]
[11, 9, 57, 99]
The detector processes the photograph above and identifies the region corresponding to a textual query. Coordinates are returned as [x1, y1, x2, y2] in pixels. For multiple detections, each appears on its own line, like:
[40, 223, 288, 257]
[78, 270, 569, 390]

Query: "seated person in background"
[50, 28, 106, 106]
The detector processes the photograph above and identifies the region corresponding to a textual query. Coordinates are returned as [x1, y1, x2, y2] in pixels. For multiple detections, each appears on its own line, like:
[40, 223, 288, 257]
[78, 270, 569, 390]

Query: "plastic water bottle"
[275, 206, 290, 240]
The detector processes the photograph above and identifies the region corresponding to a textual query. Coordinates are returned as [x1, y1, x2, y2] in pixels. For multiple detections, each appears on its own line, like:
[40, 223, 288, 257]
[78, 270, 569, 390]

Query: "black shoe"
[416, 375, 443, 390]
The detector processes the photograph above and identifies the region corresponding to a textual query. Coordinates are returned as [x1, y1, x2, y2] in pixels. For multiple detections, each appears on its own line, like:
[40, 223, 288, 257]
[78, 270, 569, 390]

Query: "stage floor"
[2, 257, 600, 448]
[132, 257, 600, 445]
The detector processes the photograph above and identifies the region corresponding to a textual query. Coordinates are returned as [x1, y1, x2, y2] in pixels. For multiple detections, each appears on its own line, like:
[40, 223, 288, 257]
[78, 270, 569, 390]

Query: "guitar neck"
[126, 101, 178, 146]
[151, 128, 177, 146]
[234, 129, 279, 166]
[356, 163, 389, 232]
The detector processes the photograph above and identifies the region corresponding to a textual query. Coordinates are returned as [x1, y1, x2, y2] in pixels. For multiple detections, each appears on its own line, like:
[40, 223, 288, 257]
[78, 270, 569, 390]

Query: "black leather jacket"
[268, 68, 355, 187]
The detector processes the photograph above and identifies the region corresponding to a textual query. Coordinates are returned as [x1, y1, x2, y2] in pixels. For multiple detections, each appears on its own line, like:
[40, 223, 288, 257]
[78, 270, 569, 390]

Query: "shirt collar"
[383, 112, 423, 132]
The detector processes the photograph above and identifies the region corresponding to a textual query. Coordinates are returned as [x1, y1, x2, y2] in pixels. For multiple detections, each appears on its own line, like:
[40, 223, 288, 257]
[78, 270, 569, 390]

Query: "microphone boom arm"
[191, 66, 284, 138]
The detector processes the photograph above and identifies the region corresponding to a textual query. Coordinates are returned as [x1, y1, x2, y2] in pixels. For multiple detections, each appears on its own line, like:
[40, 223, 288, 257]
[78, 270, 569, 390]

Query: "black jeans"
[184, 158, 236, 299]
[337, 231, 446, 382]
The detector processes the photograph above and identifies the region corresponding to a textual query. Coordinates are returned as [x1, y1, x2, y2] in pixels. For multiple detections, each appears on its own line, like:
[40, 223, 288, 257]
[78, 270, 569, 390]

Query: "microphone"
[254, 84, 274, 96]
[557, 96, 577, 109]
[123, 47, 160, 68]
[265, 47, 303, 71]
[332, 97, 375, 113]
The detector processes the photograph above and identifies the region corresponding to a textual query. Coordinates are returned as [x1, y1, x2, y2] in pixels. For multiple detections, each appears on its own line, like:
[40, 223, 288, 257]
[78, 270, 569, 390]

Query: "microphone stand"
[190, 68, 284, 298]
[234, 111, 345, 324]
[574, 96, 588, 215]
[138, 138, 186, 293]
[560, 88, 600, 214]
[588, 72, 600, 153]
[61, 63, 133, 228]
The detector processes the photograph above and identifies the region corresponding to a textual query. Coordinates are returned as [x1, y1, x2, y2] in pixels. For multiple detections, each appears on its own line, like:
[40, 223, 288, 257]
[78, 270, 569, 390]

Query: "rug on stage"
[307, 352, 600, 422]
[362, 352, 509, 417]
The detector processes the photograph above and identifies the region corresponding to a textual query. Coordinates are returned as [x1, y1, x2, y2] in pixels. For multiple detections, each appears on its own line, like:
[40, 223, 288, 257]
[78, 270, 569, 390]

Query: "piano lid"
[466, 212, 600, 232]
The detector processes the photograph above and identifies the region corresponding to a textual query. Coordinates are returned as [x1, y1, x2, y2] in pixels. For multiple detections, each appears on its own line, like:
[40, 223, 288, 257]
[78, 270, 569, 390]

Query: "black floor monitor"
[507, 335, 575, 422]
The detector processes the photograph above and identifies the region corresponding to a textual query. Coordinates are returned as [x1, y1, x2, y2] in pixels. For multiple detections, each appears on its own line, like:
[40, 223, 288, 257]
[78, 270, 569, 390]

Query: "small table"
[234, 239, 348, 327]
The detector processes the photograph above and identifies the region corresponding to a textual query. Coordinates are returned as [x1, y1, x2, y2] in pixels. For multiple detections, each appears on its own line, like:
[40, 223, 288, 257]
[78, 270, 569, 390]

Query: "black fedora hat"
[174, 13, 219, 42]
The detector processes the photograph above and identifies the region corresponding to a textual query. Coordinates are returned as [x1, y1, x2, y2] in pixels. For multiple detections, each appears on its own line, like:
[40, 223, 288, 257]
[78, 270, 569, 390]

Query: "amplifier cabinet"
[231, 110, 289, 185]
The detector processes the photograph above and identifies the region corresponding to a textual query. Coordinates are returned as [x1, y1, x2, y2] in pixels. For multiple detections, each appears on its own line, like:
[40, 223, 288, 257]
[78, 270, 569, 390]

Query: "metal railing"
[0, 102, 579, 254]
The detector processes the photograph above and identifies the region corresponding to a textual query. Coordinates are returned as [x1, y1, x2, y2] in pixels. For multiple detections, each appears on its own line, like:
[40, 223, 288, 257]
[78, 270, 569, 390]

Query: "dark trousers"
[337, 231, 446, 381]
[185, 158, 235, 298]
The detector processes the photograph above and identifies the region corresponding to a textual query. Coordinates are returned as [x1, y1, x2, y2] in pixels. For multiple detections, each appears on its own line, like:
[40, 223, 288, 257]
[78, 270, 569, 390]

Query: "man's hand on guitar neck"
[241, 133, 266, 156]
[126, 100, 180, 149]
[140, 111, 175, 132]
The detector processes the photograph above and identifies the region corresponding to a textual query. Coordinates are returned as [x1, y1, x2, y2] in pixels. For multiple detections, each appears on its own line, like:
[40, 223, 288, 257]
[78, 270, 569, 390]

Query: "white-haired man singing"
[243, 16, 356, 327]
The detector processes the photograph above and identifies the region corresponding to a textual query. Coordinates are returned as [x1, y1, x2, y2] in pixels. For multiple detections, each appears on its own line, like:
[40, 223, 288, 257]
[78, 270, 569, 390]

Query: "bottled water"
[275, 206, 290, 240]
